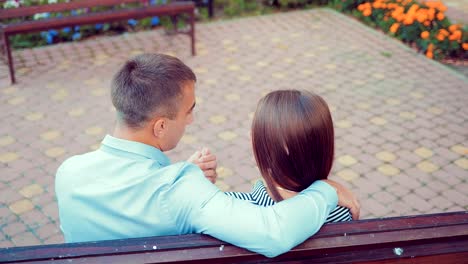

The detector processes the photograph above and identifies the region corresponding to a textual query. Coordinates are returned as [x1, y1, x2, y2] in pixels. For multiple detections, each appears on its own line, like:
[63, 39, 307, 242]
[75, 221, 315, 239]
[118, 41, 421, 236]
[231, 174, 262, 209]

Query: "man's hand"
[188, 148, 218, 184]
[322, 179, 360, 220]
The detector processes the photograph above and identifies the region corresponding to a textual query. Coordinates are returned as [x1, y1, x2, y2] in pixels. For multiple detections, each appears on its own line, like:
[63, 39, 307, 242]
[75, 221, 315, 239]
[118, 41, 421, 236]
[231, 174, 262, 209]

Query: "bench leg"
[190, 11, 196, 56]
[208, 0, 214, 18]
[3, 34, 15, 84]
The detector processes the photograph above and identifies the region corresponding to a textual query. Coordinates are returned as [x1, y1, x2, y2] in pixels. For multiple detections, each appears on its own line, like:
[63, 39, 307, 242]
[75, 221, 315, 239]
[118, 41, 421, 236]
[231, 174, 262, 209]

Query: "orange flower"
[428, 43, 434, 51]
[436, 34, 445, 41]
[403, 16, 415, 25]
[421, 31, 430, 39]
[363, 8, 372, 17]
[448, 30, 462, 41]
[439, 29, 450, 36]
[416, 10, 428, 23]
[424, 20, 431, 26]
[427, 8, 435, 20]
[390, 23, 400, 33]
[437, 12, 445, 20]
[426, 51, 433, 59]
[463, 43, 468, 50]
[448, 24, 459, 32]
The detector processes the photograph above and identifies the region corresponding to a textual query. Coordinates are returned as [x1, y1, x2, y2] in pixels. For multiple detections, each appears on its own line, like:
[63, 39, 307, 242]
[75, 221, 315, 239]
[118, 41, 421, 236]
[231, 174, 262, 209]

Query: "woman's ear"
[153, 118, 166, 138]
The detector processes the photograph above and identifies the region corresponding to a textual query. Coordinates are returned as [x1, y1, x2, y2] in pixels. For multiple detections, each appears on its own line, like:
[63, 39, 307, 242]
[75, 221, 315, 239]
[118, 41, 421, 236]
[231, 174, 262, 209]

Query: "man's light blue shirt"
[56, 135, 338, 257]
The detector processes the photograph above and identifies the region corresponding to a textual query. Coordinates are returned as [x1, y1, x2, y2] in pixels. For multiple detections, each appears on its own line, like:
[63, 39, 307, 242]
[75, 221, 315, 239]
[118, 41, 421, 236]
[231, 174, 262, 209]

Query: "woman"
[226, 90, 351, 223]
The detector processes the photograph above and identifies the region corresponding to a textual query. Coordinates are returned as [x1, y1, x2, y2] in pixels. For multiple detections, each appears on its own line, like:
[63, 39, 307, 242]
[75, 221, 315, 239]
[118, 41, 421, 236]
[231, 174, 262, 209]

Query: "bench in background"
[0, 0, 196, 84]
[0, 211, 466, 263]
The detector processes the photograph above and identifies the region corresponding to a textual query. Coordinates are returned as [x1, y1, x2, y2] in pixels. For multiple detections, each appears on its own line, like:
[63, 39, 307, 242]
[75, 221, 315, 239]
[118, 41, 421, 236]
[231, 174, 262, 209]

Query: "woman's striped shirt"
[225, 181, 352, 223]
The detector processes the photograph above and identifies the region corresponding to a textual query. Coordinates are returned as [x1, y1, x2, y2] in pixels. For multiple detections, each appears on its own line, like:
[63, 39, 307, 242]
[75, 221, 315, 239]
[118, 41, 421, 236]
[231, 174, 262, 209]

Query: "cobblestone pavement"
[442, 0, 468, 24]
[1, 8, 467, 248]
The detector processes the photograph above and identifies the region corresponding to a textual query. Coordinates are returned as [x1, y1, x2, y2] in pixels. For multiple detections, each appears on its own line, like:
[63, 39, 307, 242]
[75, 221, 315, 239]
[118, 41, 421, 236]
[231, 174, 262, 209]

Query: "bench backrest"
[0, 211, 467, 263]
[0, 0, 153, 20]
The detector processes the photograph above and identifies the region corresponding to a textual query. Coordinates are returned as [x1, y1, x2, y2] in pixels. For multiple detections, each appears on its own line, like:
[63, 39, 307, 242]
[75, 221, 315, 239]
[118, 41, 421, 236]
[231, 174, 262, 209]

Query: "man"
[56, 54, 359, 258]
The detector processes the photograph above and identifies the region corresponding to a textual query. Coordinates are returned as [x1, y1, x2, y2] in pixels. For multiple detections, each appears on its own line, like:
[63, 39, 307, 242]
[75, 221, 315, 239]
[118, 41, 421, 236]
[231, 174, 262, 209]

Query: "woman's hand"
[322, 179, 360, 220]
[188, 148, 218, 184]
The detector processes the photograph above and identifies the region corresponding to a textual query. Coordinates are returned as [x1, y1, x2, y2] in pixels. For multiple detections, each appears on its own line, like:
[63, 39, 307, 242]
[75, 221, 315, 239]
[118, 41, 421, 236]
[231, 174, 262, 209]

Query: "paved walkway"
[1, 8, 467, 248]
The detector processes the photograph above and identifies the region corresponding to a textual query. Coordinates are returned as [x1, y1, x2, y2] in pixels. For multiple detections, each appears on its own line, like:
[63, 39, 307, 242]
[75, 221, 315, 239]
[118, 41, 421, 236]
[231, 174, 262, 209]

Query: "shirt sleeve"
[167, 163, 338, 258]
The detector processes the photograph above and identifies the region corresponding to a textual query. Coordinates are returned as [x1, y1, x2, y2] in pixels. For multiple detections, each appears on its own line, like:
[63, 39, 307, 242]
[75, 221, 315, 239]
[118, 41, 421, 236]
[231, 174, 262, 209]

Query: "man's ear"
[153, 118, 166, 138]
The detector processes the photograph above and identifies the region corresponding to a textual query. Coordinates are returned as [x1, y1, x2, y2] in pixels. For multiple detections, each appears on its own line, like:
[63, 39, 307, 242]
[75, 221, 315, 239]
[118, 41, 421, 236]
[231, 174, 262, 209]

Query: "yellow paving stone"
[209, 115, 227, 124]
[276, 44, 288, 50]
[68, 108, 85, 117]
[0, 152, 19, 163]
[9, 199, 34, 215]
[218, 131, 238, 141]
[370, 117, 387, 126]
[8, 97, 25, 105]
[352, 79, 366, 85]
[198, 49, 208, 56]
[337, 155, 358, 166]
[181, 134, 197, 144]
[91, 88, 106, 96]
[301, 69, 314, 76]
[427, 107, 444, 115]
[356, 102, 371, 109]
[272, 72, 285, 79]
[90, 143, 101, 151]
[204, 79, 217, 85]
[51, 89, 68, 101]
[85, 126, 104, 135]
[46, 82, 59, 89]
[227, 65, 240, 71]
[399, 111, 416, 119]
[283, 58, 294, 64]
[25, 112, 44, 121]
[222, 39, 233, 45]
[17, 67, 30, 74]
[329, 105, 337, 112]
[336, 120, 352, 128]
[414, 147, 433, 158]
[45, 147, 65, 158]
[451, 145, 468, 155]
[256, 61, 268, 67]
[216, 181, 230, 192]
[224, 93, 240, 101]
[248, 112, 254, 120]
[337, 169, 359, 181]
[410, 92, 424, 99]
[385, 98, 400, 105]
[376, 151, 396, 162]
[194, 67, 207, 74]
[216, 166, 233, 178]
[0, 136, 15, 146]
[130, 49, 143, 56]
[417, 161, 439, 173]
[2, 87, 18, 94]
[84, 78, 99, 86]
[195, 96, 203, 104]
[454, 158, 468, 169]
[164, 51, 176, 57]
[19, 184, 44, 198]
[242, 35, 252, 40]
[372, 73, 385, 80]
[40, 130, 61, 141]
[94, 60, 107, 66]
[304, 52, 316, 57]
[238, 75, 251, 81]
[226, 46, 238, 52]
[378, 164, 400, 176]
[271, 37, 281, 43]
[318, 45, 329, 51]
[290, 32, 301, 38]
[325, 64, 336, 70]
[324, 84, 337, 91]
[248, 41, 260, 47]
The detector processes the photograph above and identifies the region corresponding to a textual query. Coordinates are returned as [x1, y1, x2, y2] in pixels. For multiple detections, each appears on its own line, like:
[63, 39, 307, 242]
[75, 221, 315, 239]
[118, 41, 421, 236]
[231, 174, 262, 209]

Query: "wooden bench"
[0, 0, 196, 84]
[0, 211, 466, 263]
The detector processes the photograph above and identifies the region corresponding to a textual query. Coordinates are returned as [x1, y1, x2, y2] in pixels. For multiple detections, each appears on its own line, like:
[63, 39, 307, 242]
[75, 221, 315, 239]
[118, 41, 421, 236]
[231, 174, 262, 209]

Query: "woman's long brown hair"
[251, 90, 334, 202]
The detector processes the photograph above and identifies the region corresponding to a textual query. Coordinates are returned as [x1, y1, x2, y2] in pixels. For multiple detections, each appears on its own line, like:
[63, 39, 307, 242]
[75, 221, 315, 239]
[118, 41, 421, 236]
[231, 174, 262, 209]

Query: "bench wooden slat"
[3, 2, 195, 35]
[0, 0, 151, 20]
[0, 211, 466, 264]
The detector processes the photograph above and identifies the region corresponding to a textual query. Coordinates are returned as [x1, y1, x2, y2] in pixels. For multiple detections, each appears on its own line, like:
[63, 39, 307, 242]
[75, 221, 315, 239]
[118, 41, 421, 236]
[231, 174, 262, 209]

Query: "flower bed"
[332, 0, 467, 60]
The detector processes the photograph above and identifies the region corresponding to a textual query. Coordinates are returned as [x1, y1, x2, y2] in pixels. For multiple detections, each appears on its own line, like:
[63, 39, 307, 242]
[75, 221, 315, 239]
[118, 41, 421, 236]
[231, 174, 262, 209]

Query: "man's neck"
[113, 124, 163, 150]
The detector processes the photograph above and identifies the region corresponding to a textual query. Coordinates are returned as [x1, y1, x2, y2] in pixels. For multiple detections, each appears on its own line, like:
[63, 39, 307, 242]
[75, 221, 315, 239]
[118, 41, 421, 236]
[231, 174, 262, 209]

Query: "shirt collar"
[101, 135, 171, 166]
